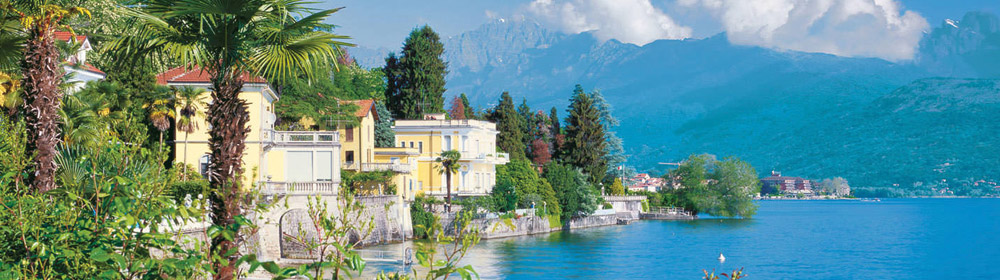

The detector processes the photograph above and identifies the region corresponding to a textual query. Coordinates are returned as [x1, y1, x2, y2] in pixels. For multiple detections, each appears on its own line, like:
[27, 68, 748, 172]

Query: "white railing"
[260, 181, 338, 195]
[264, 130, 339, 146]
[470, 152, 510, 162]
[649, 206, 692, 216]
[359, 162, 412, 173]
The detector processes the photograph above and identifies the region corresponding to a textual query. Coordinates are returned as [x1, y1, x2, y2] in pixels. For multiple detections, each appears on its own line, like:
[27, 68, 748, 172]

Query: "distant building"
[626, 173, 665, 192]
[393, 114, 508, 198]
[56, 31, 105, 93]
[760, 171, 813, 195]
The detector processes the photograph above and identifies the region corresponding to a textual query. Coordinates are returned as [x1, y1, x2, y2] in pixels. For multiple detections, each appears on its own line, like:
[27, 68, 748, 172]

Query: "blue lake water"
[370, 199, 1000, 279]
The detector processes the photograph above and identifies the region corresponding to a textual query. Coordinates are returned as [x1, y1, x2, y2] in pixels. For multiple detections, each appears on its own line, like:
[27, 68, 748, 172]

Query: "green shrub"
[547, 214, 562, 228]
[167, 180, 208, 203]
[490, 180, 518, 212]
[602, 202, 613, 209]
[410, 195, 438, 239]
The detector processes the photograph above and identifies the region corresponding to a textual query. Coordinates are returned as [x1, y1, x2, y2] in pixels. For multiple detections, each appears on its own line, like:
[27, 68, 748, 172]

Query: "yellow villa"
[162, 67, 341, 193]
[393, 113, 509, 198]
[336, 99, 421, 199]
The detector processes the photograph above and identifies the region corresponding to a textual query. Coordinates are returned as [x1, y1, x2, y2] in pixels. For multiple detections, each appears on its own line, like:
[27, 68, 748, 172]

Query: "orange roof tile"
[53, 31, 87, 43]
[339, 99, 377, 119]
[155, 66, 267, 85]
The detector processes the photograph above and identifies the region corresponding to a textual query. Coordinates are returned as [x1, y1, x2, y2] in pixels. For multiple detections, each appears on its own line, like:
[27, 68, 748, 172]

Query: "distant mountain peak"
[917, 11, 1000, 78]
[945, 19, 959, 29]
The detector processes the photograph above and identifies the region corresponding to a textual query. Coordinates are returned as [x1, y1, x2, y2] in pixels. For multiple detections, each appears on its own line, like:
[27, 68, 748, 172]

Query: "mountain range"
[349, 12, 1000, 194]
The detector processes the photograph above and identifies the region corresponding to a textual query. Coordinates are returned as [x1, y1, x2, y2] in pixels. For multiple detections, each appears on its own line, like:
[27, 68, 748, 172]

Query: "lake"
[367, 199, 1000, 279]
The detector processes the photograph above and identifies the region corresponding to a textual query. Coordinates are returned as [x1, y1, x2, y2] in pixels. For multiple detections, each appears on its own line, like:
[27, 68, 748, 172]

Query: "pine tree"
[589, 89, 626, 182]
[460, 93, 475, 119]
[517, 98, 534, 159]
[448, 96, 466, 119]
[549, 107, 563, 160]
[374, 102, 395, 147]
[494, 92, 526, 159]
[383, 25, 447, 119]
[564, 85, 607, 184]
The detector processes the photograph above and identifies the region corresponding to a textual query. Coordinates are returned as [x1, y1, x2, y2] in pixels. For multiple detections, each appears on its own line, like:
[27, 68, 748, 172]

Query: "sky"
[320, 0, 1000, 61]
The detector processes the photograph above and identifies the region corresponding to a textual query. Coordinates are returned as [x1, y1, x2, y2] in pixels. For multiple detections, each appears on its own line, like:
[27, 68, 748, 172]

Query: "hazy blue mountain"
[350, 13, 1000, 191]
[917, 12, 1000, 78]
[347, 46, 390, 69]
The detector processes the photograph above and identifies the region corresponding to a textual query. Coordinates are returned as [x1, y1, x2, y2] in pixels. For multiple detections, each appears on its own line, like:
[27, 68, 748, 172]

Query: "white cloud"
[526, 0, 693, 46]
[679, 0, 930, 61]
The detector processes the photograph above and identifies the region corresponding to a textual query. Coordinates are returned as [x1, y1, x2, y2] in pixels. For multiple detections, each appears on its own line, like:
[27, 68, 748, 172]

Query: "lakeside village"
[0, 4, 841, 278]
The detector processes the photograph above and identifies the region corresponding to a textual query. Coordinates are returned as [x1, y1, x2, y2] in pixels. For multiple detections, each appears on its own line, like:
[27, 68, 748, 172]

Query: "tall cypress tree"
[494, 92, 526, 159]
[383, 25, 447, 119]
[564, 85, 607, 184]
[549, 107, 561, 136]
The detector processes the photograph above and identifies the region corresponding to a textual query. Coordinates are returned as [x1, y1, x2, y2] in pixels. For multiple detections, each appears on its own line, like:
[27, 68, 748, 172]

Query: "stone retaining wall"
[433, 196, 649, 241]
[604, 195, 647, 214]
[255, 194, 412, 261]
[566, 213, 620, 229]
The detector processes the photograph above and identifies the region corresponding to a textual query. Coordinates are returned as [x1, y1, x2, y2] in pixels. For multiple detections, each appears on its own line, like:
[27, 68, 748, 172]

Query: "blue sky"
[320, 0, 999, 60]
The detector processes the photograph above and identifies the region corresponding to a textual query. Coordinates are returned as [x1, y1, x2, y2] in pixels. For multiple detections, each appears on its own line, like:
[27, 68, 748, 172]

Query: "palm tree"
[436, 150, 462, 212]
[1, 1, 90, 192]
[175, 86, 206, 180]
[58, 94, 100, 147]
[144, 86, 175, 147]
[0, 71, 19, 117]
[106, 1, 351, 277]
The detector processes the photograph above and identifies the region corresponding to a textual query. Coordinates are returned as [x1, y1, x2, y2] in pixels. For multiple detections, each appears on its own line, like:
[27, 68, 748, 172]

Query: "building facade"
[338, 99, 377, 171]
[627, 173, 666, 192]
[760, 171, 813, 195]
[393, 114, 509, 198]
[161, 67, 341, 193]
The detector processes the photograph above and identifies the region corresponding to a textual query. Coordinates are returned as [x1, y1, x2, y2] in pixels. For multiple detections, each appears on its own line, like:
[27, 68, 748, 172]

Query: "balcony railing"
[260, 181, 338, 195]
[264, 130, 339, 146]
[359, 162, 412, 173]
[467, 152, 510, 162]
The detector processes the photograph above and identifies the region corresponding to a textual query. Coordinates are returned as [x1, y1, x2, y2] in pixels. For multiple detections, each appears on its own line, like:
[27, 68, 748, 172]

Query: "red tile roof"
[155, 66, 267, 85]
[79, 63, 104, 75]
[340, 99, 377, 119]
[53, 31, 87, 43]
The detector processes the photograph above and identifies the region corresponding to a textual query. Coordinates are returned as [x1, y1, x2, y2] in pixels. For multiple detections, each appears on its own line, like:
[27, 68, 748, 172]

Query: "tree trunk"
[207, 72, 249, 280]
[446, 170, 452, 212]
[182, 131, 189, 180]
[22, 25, 62, 193]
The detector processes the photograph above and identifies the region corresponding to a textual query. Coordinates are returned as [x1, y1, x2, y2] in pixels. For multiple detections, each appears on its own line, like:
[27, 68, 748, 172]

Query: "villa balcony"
[464, 152, 509, 164]
[260, 181, 338, 195]
[263, 129, 339, 147]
